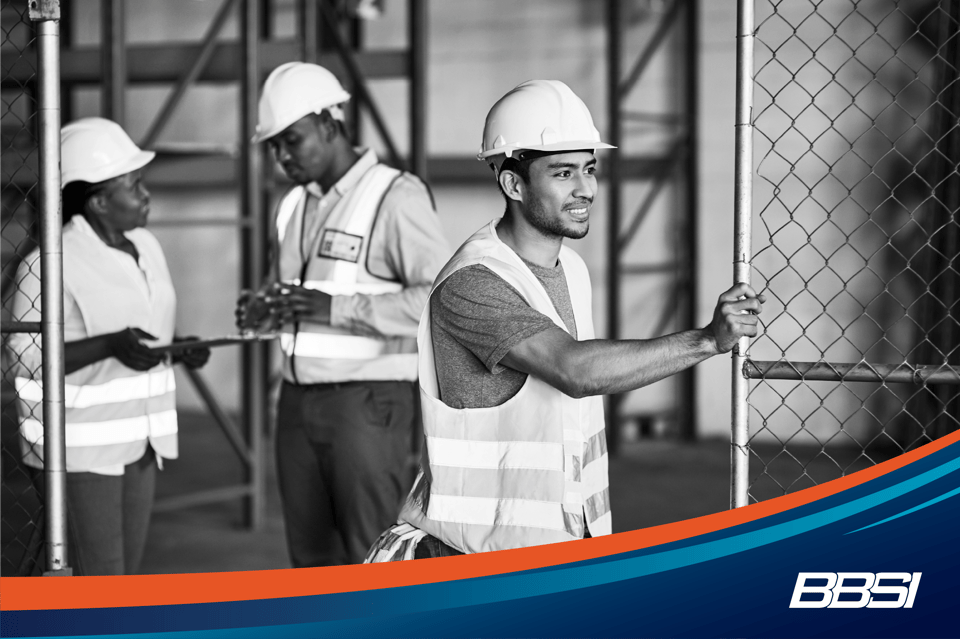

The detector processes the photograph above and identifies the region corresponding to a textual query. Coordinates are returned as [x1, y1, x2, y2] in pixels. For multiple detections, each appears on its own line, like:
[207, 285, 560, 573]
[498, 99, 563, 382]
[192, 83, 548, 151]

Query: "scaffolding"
[2, 0, 699, 573]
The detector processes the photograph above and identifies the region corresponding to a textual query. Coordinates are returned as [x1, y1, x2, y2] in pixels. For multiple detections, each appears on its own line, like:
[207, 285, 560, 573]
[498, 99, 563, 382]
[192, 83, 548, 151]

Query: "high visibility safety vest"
[15, 218, 178, 472]
[275, 163, 418, 384]
[398, 220, 612, 554]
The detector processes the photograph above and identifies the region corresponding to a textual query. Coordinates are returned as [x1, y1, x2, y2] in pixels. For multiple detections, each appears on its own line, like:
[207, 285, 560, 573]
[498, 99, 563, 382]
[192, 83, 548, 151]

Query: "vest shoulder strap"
[276, 185, 307, 243]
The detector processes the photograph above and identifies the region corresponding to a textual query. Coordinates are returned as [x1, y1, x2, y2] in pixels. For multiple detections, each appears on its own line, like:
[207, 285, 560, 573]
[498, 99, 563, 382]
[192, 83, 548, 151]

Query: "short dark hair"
[493, 150, 555, 201]
[61, 180, 109, 223]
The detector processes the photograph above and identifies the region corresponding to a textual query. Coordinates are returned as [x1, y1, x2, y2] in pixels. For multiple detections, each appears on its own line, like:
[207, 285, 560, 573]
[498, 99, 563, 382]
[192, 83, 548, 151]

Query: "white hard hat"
[60, 117, 155, 187]
[478, 79, 614, 162]
[253, 62, 352, 143]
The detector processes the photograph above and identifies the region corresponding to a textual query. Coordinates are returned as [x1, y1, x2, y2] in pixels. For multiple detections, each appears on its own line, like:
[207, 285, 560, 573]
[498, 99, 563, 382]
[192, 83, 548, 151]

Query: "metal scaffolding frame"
[605, 0, 699, 454]
[2, 2, 700, 576]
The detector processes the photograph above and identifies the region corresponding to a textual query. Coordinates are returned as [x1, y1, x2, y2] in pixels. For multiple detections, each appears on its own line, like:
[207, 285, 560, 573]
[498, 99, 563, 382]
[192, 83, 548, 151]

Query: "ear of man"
[313, 110, 346, 143]
[498, 167, 525, 203]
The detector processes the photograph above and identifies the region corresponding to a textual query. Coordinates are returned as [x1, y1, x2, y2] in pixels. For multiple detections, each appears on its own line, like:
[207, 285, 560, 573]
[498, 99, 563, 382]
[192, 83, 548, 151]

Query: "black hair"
[493, 150, 555, 202]
[61, 180, 108, 223]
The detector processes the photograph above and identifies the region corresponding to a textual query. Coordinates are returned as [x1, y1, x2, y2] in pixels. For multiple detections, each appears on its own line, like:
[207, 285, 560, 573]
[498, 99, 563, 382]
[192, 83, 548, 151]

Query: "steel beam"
[409, 0, 427, 179]
[606, 0, 623, 457]
[239, 0, 266, 531]
[141, 0, 239, 149]
[1, 43, 409, 85]
[101, 0, 125, 123]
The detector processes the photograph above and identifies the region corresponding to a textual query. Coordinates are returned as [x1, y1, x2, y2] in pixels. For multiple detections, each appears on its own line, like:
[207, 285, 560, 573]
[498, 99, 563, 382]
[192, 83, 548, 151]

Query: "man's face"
[519, 151, 597, 240]
[267, 114, 334, 185]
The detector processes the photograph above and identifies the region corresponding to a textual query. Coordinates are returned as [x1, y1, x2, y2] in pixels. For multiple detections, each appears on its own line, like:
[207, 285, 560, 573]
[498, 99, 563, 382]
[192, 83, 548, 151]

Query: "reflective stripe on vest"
[16, 365, 178, 470]
[399, 219, 611, 554]
[275, 164, 417, 383]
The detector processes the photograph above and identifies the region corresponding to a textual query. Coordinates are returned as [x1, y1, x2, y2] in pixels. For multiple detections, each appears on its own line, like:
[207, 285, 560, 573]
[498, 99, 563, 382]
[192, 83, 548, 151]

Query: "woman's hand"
[171, 336, 211, 369]
[108, 328, 165, 371]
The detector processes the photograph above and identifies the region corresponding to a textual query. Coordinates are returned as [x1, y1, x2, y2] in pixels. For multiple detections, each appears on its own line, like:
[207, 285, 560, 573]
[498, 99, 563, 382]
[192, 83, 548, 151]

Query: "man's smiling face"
[519, 151, 597, 240]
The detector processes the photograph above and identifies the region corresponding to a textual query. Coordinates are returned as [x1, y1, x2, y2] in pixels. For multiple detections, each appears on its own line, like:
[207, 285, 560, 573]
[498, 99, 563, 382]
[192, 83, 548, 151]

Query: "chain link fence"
[1, 0, 45, 575]
[743, 0, 959, 503]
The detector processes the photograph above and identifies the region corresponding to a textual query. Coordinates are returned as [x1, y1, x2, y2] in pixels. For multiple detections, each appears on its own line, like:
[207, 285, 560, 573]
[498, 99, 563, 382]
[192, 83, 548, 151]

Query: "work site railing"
[733, 0, 959, 507]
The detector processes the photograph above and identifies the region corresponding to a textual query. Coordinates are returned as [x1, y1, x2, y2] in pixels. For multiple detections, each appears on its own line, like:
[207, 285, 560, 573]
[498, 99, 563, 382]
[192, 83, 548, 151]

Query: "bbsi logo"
[790, 572, 921, 609]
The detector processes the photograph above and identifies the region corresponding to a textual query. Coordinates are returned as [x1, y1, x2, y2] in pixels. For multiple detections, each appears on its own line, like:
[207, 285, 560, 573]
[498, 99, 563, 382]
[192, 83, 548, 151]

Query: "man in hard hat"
[366, 80, 764, 561]
[236, 62, 450, 567]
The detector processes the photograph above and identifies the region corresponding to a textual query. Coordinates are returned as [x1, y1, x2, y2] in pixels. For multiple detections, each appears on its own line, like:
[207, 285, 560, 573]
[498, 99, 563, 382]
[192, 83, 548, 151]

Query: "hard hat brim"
[61, 149, 156, 187]
[251, 92, 352, 144]
[477, 141, 616, 161]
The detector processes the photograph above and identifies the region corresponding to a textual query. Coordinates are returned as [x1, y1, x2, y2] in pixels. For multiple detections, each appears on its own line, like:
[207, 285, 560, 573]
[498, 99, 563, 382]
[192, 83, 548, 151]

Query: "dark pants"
[276, 380, 418, 567]
[414, 534, 465, 559]
[33, 448, 157, 576]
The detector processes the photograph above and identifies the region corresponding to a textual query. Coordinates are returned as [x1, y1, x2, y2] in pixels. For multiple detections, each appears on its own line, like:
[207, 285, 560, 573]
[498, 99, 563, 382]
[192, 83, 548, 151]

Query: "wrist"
[693, 328, 721, 357]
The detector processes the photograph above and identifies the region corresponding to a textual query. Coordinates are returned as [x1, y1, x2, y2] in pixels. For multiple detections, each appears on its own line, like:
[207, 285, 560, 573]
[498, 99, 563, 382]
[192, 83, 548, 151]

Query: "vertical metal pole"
[299, 0, 318, 63]
[605, 0, 623, 456]
[409, 0, 427, 179]
[35, 8, 68, 574]
[241, 0, 265, 530]
[101, 0, 125, 124]
[732, 0, 755, 509]
[678, 0, 699, 441]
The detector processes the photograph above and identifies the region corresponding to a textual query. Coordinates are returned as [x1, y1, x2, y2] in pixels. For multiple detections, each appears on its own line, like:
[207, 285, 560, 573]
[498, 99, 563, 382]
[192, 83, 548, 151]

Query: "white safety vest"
[399, 220, 612, 554]
[275, 163, 418, 384]
[16, 218, 178, 472]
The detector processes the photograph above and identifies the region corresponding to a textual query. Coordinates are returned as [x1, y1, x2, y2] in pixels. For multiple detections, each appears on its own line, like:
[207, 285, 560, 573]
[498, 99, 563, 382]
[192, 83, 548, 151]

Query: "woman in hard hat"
[8, 117, 210, 576]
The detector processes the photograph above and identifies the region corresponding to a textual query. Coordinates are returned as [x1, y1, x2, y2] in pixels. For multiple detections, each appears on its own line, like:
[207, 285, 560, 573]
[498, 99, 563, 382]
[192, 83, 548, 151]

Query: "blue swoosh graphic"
[846, 485, 960, 534]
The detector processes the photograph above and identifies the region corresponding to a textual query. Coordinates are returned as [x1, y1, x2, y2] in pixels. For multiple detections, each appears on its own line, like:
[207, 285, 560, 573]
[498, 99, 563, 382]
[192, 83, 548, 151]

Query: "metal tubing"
[36, 17, 68, 573]
[409, 0, 427, 179]
[732, 0, 755, 510]
[141, 0, 238, 149]
[316, 0, 404, 169]
[619, 0, 682, 99]
[101, 0, 125, 124]
[744, 360, 960, 385]
[678, 0, 699, 441]
[240, 0, 266, 530]
[616, 140, 682, 253]
[605, 0, 623, 456]
[1, 321, 43, 333]
[184, 368, 253, 464]
[299, 0, 319, 63]
[154, 484, 253, 512]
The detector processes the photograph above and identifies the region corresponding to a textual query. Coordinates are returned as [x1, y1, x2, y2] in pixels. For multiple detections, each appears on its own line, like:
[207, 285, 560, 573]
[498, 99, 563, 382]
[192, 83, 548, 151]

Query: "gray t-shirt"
[430, 258, 577, 409]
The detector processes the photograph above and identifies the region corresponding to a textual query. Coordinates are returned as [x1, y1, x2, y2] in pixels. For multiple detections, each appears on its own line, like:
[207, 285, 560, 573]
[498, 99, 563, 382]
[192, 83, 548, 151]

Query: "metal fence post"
[30, 0, 69, 574]
[732, 0, 755, 510]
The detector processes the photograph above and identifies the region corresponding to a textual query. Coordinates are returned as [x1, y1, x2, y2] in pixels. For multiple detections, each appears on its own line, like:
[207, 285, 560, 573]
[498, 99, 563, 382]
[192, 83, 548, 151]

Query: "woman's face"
[93, 170, 150, 232]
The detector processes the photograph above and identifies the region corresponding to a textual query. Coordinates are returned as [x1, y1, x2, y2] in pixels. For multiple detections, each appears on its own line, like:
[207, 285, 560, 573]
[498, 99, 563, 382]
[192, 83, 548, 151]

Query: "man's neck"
[316, 142, 361, 193]
[496, 208, 563, 268]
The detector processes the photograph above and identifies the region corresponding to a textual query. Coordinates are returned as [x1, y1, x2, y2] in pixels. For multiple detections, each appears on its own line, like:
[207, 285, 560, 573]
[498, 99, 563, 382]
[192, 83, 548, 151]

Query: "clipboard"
[149, 332, 279, 354]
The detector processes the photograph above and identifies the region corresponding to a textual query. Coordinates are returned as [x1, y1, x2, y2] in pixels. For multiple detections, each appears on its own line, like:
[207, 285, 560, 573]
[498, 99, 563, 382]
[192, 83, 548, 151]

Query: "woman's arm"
[65, 328, 165, 375]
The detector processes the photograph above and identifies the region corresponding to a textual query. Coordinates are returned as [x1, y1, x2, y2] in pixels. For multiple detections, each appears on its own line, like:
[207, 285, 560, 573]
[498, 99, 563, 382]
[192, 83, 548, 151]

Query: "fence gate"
[734, 0, 960, 507]
[2, 0, 65, 575]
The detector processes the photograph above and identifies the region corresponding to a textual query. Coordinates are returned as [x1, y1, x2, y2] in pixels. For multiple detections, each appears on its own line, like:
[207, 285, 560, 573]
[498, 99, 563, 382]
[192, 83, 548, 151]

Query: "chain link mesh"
[1, 0, 44, 576]
[747, 0, 959, 503]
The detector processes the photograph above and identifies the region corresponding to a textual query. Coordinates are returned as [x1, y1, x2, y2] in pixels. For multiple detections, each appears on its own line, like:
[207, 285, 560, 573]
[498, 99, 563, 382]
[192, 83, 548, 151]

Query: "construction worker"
[236, 62, 450, 567]
[366, 80, 764, 561]
[9, 117, 211, 575]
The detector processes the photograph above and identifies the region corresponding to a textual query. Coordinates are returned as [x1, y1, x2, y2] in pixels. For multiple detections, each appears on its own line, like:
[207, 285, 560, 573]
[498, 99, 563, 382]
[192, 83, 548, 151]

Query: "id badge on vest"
[318, 229, 363, 263]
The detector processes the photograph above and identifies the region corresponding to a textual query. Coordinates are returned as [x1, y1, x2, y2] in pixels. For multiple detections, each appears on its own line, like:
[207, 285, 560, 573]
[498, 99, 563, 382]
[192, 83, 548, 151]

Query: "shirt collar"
[305, 147, 378, 199]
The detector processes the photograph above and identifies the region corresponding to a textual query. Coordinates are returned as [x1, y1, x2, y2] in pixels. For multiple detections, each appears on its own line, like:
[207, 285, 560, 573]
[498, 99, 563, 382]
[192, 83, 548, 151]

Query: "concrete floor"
[2, 410, 897, 576]
[140, 419, 738, 575]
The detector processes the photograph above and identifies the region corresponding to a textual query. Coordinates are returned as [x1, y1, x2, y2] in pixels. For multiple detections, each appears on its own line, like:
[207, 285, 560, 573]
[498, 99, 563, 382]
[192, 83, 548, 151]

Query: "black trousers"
[276, 380, 418, 567]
